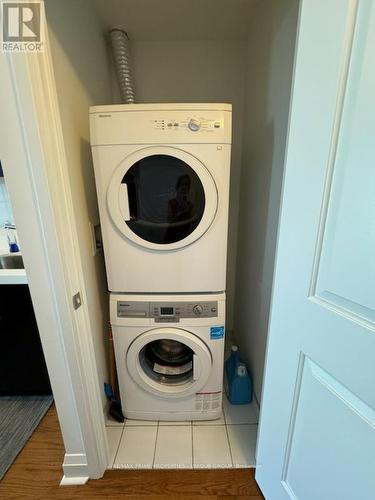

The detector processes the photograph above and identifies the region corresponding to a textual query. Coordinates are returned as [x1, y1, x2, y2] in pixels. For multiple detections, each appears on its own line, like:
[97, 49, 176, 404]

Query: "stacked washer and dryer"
[90, 103, 231, 421]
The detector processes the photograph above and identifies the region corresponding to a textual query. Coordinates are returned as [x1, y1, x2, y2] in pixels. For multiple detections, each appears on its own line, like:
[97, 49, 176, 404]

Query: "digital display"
[160, 307, 174, 316]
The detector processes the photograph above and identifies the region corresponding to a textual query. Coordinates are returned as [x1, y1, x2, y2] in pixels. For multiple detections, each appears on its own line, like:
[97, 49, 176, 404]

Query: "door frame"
[0, 11, 108, 484]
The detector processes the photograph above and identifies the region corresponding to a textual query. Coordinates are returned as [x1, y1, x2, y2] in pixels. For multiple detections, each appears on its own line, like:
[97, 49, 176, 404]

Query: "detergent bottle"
[228, 363, 253, 405]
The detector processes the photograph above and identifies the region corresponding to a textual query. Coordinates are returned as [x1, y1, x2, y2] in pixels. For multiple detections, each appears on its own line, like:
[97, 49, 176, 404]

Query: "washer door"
[107, 146, 218, 250]
[126, 328, 212, 398]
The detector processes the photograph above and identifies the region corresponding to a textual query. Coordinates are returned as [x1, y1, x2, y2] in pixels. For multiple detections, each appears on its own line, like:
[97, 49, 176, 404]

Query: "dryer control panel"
[90, 105, 232, 146]
[117, 300, 218, 322]
[153, 116, 223, 133]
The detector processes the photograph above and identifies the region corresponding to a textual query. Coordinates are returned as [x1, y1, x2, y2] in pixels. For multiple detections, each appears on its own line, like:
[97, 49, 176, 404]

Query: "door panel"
[256, 1, 375, 499]
[313, 0, 375, 321]
[283, 357, 375, 500]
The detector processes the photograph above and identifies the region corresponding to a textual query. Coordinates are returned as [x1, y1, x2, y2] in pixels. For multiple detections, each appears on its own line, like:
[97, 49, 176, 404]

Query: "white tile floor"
[106, 395, 259, 469]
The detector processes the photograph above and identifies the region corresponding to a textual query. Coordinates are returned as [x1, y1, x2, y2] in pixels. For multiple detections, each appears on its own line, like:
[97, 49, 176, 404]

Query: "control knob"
[193, 304, 203, 316]
[188, 118, 201, 132]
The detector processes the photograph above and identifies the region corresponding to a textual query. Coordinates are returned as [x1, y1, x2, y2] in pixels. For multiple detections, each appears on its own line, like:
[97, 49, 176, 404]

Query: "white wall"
[234, 0, 299, 401]
[112, 40, 246, 329]
[45, 0, 113, 407]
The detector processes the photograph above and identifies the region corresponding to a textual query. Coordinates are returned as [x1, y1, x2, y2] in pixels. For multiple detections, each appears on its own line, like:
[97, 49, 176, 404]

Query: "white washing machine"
[90, 103, 231, 293]
[110, 292, 225, 421]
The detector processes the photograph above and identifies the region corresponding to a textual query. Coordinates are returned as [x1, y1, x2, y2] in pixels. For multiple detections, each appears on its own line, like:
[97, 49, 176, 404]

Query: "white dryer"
[110, 292, 225, 421]
[90, 103, 231, 293]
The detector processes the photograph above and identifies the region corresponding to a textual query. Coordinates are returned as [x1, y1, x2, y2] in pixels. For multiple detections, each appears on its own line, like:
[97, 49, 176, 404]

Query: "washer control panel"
[117, 300, 218, 322]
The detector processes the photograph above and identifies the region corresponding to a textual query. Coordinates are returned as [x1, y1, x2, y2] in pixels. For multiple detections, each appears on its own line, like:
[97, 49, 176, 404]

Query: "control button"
[188, 118, 201, 132]
[167, 122, 173, 127]
[173, 123, 179, 127]
[211, 307, 217, 313]
[193, 304, 203, 316]
[214, 121, 221, 128]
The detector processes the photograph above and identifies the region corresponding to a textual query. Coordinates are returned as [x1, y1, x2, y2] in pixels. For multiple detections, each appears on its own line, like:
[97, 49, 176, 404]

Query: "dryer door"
[107, 146, 218, 250]
[126, 327, 212, 398]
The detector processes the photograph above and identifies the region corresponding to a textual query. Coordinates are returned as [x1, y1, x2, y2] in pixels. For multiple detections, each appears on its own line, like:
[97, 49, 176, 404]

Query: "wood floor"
[0, 405, 264, 499]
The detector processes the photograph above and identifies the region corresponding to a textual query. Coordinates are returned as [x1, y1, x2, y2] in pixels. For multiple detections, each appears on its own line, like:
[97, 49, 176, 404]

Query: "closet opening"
[44, 0, 299, 474]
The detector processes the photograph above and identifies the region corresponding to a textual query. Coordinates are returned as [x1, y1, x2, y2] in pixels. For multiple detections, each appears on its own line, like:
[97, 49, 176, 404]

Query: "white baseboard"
[60, 475, 89, 486]
[61, 453, 90, 484]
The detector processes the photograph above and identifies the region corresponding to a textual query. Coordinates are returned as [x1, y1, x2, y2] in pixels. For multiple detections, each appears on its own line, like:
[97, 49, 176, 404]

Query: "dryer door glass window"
[139, 339, 194, 385]
[122, 155, 205, 244]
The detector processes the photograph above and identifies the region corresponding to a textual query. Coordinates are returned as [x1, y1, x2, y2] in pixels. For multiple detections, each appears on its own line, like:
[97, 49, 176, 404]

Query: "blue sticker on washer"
[210, 326, 225, 339]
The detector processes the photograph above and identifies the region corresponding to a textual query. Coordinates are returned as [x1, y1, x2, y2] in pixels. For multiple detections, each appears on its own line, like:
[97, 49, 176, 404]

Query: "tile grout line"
[223, 402, 233, 468]
[222, 402, 234, 468]
[224, 421, 258, 426]
[151, 421, 160, 469]
[224, 422, 234, 469]
[121, 421, 258, 426]
[111, 422, 126, 469]
[191, 420, 195, 469]
[189, 419, 193, 468]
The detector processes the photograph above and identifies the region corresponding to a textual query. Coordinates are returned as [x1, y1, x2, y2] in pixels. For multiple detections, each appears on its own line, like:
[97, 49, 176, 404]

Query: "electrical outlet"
[89, 221, 103, 256]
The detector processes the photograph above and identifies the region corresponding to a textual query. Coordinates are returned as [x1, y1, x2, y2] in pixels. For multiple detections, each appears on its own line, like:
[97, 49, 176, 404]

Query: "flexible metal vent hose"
[109, 27, 135, 104]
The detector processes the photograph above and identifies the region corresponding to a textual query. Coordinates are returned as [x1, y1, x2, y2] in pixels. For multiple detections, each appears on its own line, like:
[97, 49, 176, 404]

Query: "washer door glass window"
[140, 339, 194, 385]
[123, 155, 205, 244]
[126, 328, 212, 398]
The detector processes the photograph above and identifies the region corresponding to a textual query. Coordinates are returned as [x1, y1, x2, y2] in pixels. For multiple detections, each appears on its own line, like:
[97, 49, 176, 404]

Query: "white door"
[256, 1, 375, 499]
